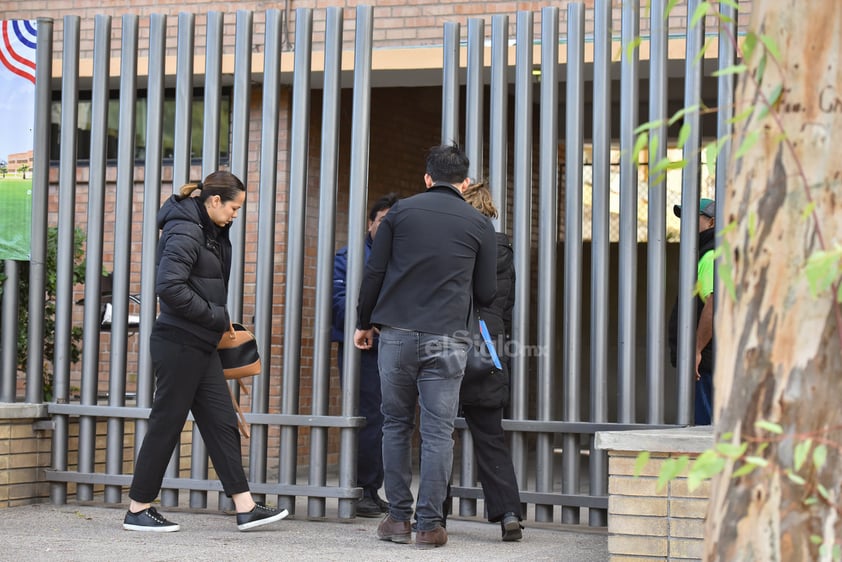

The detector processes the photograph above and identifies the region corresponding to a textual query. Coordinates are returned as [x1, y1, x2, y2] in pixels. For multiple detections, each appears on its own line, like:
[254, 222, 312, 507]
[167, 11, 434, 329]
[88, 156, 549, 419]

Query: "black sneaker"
[500, 512, 523, 541]
[356, 496, 384, 518]
[372, 492, 390, 514]
[236, 503, 289, 531]
[123, 506, 180, 532]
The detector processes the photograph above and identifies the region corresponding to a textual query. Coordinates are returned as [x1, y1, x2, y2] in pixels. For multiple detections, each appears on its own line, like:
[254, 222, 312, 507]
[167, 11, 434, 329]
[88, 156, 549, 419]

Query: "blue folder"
[478, 319, 503, 370]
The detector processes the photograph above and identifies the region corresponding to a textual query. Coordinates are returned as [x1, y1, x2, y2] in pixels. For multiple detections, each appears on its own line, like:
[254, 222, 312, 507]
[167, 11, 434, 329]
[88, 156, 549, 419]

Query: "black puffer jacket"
[154, 195, 232, 349]
[460, 232, 515, 408]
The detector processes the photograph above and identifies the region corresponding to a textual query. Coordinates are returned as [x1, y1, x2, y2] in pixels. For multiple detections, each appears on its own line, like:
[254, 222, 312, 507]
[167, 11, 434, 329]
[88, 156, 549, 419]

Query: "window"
[50, 88, 231, 165]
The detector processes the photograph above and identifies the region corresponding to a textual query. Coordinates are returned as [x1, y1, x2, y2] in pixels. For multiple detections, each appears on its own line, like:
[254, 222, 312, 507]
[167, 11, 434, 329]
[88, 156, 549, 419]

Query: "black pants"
[337, 343, 384, 494]
[461, 404, 522, 522]
[129, 331, 249, 503]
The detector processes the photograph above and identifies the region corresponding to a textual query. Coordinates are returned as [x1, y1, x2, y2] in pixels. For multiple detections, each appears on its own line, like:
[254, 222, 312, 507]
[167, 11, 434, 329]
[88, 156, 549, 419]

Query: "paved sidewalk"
[0, 501, 608, 561]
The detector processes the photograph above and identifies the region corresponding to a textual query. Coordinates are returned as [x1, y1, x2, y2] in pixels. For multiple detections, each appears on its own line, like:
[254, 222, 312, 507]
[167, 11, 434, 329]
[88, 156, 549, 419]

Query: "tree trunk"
[706, 1, 842, 560]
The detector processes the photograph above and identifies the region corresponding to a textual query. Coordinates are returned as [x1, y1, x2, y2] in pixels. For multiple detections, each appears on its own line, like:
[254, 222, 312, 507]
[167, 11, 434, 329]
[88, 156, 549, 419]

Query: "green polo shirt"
[697, 250, 714, 302]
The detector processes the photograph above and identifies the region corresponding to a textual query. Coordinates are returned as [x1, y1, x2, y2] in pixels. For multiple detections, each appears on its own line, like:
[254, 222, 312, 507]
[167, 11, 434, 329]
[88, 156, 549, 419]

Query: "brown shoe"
[416, 525, 447, 549]
[376, 515, 411, 544]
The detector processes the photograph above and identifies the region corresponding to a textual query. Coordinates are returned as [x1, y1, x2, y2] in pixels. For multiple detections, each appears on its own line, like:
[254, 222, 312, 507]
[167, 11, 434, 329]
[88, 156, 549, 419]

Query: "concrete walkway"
[1, 500, 608, 561]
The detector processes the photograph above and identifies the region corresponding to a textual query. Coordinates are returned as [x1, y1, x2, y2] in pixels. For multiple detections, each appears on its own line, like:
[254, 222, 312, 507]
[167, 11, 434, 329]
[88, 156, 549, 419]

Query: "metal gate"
[0, 0, 736, 527]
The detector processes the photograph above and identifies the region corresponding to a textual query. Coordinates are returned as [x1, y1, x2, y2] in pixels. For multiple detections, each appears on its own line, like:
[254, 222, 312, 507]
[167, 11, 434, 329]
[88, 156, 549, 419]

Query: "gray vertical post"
[537, 5, 560, 525]
[509, 9, 533, 497]
[441, 22, 460, 145]
[646, 0, 668, 425]
[676, 0, 704, 425]
[50, 15, 80, 504]
[561, 4, 583, 525]
[227, 10, 253, 322]
[250, 7, 283, 497]
[339, 5, 374, 521]
[141, 13, 170, 507]
[309, 6, 343, 520]
[201, 11, 223, 176]
[104, 14, 138, 505]
[172, 13, 195, 191]
[465, 18, 484, 181]
[589, 0, 612, 527]
[1, 261, 18, 401]
[26, 17, 53, 404]
[77, 14, 111, 502]
[488, 15, 508, 232]
[617, 0, 639, 423]
[279, 7, 313, 514]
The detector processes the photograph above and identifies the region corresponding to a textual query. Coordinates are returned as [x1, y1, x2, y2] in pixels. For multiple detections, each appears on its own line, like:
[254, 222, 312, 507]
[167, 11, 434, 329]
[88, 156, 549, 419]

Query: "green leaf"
[691, 449, 726, 481]
[712, 64, 747, 77]
[811, 535, 824, 545]
[758, 84, 784, 121]
[805, 248, 842, 298]
[748, 211, 757, 239]
[802, 201, 816, 220]
[804, 497, 819, 506]
[669, 105, 699, 126]
[718, 0, 739, 9]
[649, 134, 660, 159]
[735, 129, 761, 160]
[817, 484, 830, 501]
[755, 419, 783, 434]
[744, 456, 769, 467]
[678, 122, 692, 149]
[832, 543, 840, 561]
[634, 451, 650, 477]
[694, 38, 713, 65]
[741, 32, 757, 63]
[634, 119, 665, 134]
[690, 1, 710, 28]
[657, 457, 687, 492]
[719, 261, 737, 302]
[633, 132, 649, 165]
[757, 53, 767, 84]
[728, 107, 754, 125]
[793, 438, 812, 472]
[785, 470, 806, 486]
[813, 444, 828, 472]
[731, 463, 758, 479]
[665, 0, 680, 19]
[759, 33, 781, 61]
[716, 442, 748, 459]
[625, 36, 642, 61]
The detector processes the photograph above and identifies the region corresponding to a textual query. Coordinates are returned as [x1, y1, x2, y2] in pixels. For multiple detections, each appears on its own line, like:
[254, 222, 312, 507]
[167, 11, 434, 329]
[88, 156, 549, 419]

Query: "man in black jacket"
[354, 144, 497, 549]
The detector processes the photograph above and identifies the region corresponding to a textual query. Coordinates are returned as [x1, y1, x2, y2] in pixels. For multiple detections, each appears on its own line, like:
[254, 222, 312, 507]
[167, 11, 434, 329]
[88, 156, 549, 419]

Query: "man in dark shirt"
[354, 144, 497, 550]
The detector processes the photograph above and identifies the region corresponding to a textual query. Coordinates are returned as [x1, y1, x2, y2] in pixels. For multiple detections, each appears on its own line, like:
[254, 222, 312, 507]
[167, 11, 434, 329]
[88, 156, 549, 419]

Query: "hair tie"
[196, 181, 203, 190]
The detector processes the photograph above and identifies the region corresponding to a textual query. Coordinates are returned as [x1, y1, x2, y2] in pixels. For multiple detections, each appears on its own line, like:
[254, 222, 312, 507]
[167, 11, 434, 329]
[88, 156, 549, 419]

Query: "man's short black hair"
[368, 192, 399, 221]
[425, 143, 470, 184]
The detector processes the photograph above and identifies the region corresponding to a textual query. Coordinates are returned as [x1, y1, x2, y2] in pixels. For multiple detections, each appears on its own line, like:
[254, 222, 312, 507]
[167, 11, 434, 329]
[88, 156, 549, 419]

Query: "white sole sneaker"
[237, 508, 289, 531]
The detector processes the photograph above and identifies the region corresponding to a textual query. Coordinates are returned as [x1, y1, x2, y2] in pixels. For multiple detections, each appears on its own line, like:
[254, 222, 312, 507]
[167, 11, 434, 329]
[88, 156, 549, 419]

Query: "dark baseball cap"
[673, 198, 715, 219]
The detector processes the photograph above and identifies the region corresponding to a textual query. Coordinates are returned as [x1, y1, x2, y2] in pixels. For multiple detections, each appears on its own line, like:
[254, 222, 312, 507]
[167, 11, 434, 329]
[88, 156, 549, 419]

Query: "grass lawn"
[0, 176, 32, 260]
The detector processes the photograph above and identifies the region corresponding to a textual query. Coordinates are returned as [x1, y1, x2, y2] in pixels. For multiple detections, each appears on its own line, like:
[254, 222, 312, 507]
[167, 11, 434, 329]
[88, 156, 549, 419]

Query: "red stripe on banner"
[3, 21, 36, 70]
[0, 43, 35, 85]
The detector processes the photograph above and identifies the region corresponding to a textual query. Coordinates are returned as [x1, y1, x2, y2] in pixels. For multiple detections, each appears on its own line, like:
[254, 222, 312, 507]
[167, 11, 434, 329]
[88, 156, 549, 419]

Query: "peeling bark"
[706, 2, 842, 560]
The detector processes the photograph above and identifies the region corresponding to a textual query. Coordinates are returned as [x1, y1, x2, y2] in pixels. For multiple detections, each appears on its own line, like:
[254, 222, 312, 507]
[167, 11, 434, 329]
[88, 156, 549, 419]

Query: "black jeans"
[129, 329, 249, 503]
[461, 404, 522, 522]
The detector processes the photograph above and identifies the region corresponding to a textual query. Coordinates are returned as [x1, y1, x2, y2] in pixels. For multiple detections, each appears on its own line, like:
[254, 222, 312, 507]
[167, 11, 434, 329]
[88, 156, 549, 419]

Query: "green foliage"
[0, 226, 86, 400]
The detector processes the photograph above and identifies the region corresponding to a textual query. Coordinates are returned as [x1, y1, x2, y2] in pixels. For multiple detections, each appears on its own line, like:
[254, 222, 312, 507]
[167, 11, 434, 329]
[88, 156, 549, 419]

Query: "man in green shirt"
[669, 198, 716, 425]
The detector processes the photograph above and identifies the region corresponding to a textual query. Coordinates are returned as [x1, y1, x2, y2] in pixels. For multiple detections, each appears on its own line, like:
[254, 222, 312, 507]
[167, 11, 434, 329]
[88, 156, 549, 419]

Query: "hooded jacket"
[154, 194, 232, 349]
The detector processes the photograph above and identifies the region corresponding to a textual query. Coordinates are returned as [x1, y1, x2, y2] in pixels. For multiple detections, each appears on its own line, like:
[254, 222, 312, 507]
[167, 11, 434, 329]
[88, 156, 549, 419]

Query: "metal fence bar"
[441, 22, 460, 145]
[26, 17, 53, 404]
[308, 6, 343, 520]
[76, 14, 112, 502]
[227, 10, 253, 323]
[104, 13, 138, 505]
[251, 6, 283, 498]
[140, 12, 170, 507]
[50, 14, 80, 505]
[172, 12, 194, 191]
[617, 0, 640, 424]
[488, 15, 509, 233]
[560, 3, 583, 525]
[279, 6, 314, 515]
[0, 262, 17, 401]
[465, 18, 484, 182]
[646, 0, 668, 426]
[339, 4, 374, 521]
[588, 0, 611, 528]
[676, 0, 704, 425]
[509, 9, 533, 496]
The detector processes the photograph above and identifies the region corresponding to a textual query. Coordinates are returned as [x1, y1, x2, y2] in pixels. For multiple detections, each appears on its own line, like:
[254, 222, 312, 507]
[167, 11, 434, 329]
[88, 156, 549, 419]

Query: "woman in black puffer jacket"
[460, 182, 523, 542]
[124, 171, 287, 533]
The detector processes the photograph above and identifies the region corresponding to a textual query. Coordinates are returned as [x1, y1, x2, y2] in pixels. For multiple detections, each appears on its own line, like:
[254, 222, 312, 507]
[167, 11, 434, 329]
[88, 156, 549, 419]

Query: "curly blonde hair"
[462, 181, 498, 219]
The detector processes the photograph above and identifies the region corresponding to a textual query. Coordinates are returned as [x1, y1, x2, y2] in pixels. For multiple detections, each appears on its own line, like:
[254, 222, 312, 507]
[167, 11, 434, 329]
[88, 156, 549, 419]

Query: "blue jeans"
[695, 370, 714, 425]
[377, 326, 468, 532]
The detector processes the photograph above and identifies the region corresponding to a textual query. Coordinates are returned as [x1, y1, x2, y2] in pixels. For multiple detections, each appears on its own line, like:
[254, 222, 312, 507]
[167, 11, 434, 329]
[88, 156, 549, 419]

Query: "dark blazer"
[460, 232, 515, 408]
[154, 195, 232, 348]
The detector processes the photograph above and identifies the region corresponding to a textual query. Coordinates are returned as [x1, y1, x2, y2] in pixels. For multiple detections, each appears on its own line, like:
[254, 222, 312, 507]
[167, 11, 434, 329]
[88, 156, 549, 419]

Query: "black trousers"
[461, 404, 522, 522]
[129, 331, 249, 503]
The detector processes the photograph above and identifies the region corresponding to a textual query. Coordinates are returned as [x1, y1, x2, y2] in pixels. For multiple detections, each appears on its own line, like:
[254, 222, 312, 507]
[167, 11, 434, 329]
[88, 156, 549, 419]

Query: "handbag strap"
[227, 384, 250, 439]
